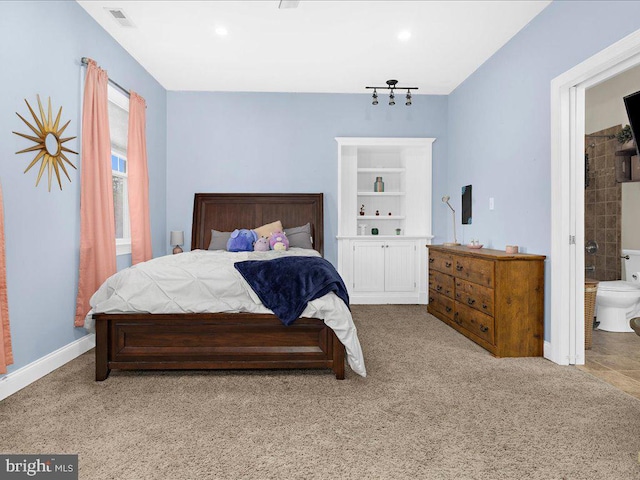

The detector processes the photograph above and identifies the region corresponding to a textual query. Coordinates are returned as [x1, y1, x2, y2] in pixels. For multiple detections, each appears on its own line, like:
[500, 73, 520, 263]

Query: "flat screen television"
[623, 90, 640, 158]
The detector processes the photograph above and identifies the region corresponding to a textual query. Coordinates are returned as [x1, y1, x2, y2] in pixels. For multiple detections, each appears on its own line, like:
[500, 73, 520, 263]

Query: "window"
[107, 85, 131, 255]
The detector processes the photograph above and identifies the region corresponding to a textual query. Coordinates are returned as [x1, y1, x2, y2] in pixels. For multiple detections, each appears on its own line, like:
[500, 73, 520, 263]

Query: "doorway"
[549, 29, 640, 366]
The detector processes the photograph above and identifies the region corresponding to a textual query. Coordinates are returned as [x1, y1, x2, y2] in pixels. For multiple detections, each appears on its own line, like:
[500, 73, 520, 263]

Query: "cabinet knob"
[445, 262, 452, 268]
[479, 324, 489, 333]
[429, 258, 435, 264]
[456, 264, 464, 271]
[454, 312, 462, 325]
[429, 297, 434, 303]
[436, 285, 442, 292]
[482, 303, 488, 310]
[467, 298, 476, 306]
[445, 306, 452, 313]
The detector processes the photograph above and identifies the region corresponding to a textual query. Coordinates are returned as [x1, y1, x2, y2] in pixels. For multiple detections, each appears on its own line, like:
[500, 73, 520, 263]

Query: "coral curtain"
[0, 182, 13, 374]
[74, 59, 116, 327]
[127, 91, 152, 265]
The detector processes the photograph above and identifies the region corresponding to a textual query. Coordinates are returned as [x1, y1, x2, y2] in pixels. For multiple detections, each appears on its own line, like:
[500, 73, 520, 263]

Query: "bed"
[93, 193, 359, 381]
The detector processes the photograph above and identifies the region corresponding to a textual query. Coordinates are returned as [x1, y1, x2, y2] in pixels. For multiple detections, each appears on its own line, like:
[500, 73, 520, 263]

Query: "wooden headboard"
[191, 193, 324, 255]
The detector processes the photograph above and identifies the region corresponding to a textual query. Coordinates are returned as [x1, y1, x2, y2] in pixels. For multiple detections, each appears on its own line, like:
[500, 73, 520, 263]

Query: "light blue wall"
[447, 1, 640, 337]
[166, 92, 448, 265]
[0, 1, 167, 375]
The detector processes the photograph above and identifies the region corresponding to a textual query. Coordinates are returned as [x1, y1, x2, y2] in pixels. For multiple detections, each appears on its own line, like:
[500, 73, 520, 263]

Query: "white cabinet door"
[385, 242, 416, 292]
[352, 241, 385, 292]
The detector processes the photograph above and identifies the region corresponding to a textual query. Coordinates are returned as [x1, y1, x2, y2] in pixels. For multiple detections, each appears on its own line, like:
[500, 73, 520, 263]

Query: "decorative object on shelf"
[616, 124, 633, 144]
[505, 245, 519, 254]
[366, 80, 418, 106]
[375, 210, 380, 216]
[441, 195, 460, 246]
[360, 205, 365, 216]
[395, 228, 402, 235]
[12, 95, 78, 191]
[371, 228, 379, 235]
[467, 240, 483, 249]
[170, 230, 184, 254]
[374, 176, 384, 192]
[359, 224, 367, 236]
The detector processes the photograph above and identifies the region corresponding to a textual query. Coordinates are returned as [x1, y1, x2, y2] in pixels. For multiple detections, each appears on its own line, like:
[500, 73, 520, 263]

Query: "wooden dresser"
[427, 245, 545, 357]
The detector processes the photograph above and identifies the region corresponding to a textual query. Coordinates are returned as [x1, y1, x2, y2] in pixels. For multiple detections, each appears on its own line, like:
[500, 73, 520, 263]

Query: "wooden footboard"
[93, 313, 345, 380]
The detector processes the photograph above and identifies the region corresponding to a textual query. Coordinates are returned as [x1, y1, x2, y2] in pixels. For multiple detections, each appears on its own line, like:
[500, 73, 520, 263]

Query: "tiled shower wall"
[584, 126, 622, 281]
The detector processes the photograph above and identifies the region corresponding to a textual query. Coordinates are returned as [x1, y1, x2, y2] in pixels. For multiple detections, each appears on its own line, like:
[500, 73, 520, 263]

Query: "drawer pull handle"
[482, 303, 488, 310]
[436, 285, 442, 292]
[445, 306, 452, 313]
[429, 297, 434, 303]
[445, 290, 450, 295]
[445, 261, 452, 268]
[456, 264, 464, 271]
[456, 293, 460, 299]
[479, 324, 489, 333]
[429, 258, 434, 263]
[467, 298, 476, 306]
[454, 313, 463, 325]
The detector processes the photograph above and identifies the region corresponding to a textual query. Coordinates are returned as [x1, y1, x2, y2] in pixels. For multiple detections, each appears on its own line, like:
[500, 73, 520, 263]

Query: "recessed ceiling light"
[215, 27, 228, 36]
[398, 30, 411, 41]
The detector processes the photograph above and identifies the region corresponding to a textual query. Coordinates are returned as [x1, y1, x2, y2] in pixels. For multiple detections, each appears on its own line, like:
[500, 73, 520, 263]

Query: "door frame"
[549, 29, 640, 365]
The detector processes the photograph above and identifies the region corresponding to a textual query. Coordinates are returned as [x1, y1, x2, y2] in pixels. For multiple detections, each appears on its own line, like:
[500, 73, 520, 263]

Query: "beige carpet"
[1, 305, 640, 479]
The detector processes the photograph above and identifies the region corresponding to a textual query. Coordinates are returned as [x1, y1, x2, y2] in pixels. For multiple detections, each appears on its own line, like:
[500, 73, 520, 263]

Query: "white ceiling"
[77, 0, 551, 94]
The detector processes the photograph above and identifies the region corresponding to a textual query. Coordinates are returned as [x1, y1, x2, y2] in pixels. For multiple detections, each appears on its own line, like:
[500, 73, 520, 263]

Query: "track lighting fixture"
[366, 80, 418, 106]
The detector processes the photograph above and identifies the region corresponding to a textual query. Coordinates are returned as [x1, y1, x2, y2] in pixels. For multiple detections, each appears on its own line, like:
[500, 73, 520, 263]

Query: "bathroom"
[581, 64, 640, 394]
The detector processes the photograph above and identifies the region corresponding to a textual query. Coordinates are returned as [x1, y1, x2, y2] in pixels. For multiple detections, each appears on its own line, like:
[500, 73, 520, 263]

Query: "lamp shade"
[170, 230, 184, 246]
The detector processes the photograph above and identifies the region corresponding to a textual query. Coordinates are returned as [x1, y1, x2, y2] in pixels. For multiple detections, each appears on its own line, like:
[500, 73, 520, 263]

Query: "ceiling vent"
[105, 8, 135, 27]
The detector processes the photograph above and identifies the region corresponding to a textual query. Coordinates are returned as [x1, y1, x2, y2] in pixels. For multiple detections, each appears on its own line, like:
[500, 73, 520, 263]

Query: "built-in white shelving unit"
[336, 137, 434, 304]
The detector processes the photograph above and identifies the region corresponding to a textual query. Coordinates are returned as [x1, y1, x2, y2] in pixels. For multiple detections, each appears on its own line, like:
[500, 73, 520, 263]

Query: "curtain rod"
[80, 57, 130, 98]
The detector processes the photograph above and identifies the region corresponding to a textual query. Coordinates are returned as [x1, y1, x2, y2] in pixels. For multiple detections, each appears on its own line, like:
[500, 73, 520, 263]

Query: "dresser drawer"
[455, 278, 494, 316]
[428, 270, 455, 299]
[453, 255, 495, 289]
[453, 302, 495, 345]
[429, 250, 454, 275]
[428, 290, 454, 320]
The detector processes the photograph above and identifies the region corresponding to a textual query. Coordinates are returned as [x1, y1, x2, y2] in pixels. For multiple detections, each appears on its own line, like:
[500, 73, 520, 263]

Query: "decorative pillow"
[269, 231, 289, 251]
[285, 223, 314, 249]
[208, 230, 232, 250]
[227, 229, 258, 252]
[254, 220, 283, 239]
[253, 236, 270, 252]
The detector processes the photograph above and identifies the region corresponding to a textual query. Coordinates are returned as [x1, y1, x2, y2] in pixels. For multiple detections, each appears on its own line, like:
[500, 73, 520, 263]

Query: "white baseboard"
[0, 334, 95, 401]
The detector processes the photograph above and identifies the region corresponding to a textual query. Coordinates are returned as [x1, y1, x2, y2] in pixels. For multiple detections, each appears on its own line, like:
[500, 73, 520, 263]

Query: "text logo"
[0, 455, 77, 480]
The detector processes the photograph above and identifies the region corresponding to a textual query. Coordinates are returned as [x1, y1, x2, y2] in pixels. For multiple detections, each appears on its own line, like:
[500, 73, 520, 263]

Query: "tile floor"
[577, 329, 640, 400]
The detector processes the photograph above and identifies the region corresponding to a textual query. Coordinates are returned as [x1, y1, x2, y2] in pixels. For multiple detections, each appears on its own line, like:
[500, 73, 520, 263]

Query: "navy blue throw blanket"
[234, 256, 350, 326]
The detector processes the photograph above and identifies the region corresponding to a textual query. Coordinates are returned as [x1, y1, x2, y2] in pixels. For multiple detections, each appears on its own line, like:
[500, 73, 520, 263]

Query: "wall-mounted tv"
[623, 90, 640, 158]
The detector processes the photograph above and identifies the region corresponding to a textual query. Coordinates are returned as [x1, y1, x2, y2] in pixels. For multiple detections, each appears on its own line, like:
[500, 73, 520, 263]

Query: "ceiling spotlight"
[366, 80, 417, 107]
[215, 26, 228, 36]
[398, 30, 411, 41]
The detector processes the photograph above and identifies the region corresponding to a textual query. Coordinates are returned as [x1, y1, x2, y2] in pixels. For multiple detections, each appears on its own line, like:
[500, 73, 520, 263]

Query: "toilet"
[595, 249, 640, 333]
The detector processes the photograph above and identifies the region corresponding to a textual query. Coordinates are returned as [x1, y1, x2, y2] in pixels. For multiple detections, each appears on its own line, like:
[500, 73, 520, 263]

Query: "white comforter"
[85, 248, 366, 377]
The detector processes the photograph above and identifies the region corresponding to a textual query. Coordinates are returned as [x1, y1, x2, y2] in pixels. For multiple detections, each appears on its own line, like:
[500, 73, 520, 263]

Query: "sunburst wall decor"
[12, 95, 78, 191]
